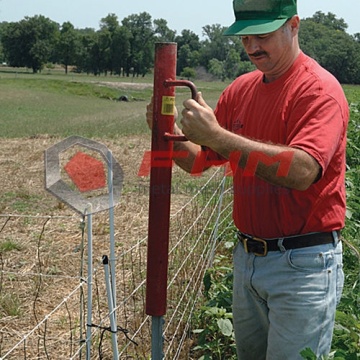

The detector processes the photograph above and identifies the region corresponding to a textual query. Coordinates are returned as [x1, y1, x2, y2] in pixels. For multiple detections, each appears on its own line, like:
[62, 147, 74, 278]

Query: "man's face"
[240, 17, 299, 82]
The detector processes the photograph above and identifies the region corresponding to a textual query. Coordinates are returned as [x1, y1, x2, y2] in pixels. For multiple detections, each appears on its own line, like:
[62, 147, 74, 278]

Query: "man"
[146, 0, 348, 358]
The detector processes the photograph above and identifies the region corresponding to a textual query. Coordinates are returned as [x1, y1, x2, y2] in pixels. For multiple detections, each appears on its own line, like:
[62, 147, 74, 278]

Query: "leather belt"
[237, 231, 339, 257]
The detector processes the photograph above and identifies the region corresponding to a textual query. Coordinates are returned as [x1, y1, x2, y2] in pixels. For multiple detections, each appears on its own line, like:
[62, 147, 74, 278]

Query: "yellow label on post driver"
[161, 96, 175, 115]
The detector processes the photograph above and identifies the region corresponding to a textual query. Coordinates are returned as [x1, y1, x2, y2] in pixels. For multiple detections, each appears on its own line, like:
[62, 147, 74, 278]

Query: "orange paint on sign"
[64, 152, 106, 192]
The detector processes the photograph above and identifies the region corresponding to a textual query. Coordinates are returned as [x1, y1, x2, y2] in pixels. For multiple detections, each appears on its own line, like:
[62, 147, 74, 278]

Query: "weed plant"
[191, 232, 237, 360]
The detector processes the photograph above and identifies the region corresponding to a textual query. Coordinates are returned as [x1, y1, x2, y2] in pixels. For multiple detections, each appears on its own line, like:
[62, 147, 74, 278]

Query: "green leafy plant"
[330, 241, 360, 358]
[191, 236, 237, 360]
[330, 91, 360, 358]
[300, 347, 359, 360]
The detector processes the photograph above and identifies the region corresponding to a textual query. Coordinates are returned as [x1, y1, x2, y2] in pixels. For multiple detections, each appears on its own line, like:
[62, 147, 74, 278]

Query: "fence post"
[103, 255, 119, 359]
[85, 205, 93, 360]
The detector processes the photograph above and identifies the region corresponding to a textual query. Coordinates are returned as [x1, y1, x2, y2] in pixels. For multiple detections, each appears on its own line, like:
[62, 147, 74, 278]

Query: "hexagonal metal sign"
[44, 136, 123, 215]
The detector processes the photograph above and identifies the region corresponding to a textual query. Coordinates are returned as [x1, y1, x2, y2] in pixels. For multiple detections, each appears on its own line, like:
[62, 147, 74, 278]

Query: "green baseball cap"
[224, 0, 297, 36]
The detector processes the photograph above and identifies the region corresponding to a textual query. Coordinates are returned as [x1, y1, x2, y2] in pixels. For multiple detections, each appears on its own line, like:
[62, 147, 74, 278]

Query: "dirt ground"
[93, 81, 154, 91]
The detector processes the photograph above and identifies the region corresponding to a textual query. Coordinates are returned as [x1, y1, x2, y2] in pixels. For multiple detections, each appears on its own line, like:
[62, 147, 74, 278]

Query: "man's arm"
[207, 128, 320, 190]
[181, 93, 321, 190]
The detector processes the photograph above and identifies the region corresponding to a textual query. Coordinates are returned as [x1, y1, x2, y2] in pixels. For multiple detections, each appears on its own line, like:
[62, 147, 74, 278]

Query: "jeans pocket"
[287, 246, 334, 272]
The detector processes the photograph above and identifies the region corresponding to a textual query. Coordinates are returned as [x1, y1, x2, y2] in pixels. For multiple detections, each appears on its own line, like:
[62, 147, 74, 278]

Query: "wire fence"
[0, 167, 233, 359]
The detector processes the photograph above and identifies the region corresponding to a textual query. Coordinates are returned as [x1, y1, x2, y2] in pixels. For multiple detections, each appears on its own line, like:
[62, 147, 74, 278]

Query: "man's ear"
[289, 15, 300, 34]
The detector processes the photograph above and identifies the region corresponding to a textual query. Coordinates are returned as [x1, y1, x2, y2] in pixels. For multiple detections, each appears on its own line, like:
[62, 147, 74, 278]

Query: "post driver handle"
[163, 79, 198, 142]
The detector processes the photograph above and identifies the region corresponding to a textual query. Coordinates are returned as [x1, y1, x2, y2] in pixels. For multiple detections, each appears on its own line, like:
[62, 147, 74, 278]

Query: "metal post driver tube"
[146, 42, 177, 360]
[146, 42, 198, 359]
[146, 42, 198, 315]
[146, 42, 178, 318]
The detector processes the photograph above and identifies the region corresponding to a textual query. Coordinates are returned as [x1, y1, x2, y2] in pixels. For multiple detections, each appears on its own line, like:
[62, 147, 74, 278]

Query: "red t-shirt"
[207, 52, 349, 238]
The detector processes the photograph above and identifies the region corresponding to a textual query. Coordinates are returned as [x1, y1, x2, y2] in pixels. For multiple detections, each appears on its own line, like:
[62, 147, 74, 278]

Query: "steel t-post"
[107, 150, 117, 315]
[102, 255, 119, 359]
[85, 204, 93, 360]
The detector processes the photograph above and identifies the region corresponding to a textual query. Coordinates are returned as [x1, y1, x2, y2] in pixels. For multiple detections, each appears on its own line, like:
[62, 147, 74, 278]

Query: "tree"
[237, 61, 256, 77]
[100, 14, 121, 75]
[223, 48, 241, 79]
[300, 15, 360, 84]
[175, 29, 201, 52]
[95, 27, 112, 75]
[73, 24, 130, 77]
[1, 11, 360, 83]
[154, 18, 176, 42]
[353, 33, 360, 43]
[177, 44, 200, 75]
[1, 15, 59, 72]
[200, 24, 232, 70]
[321, 32, 360, 83]
[111, 25, 131, 76]
[208, 58, 224, 80]
[56, 22, 79, 74]
[74, 28, 97, 74]
[180, 67, 196, 80]
[175, 29, 201, 74]
[25, 15, 59, 72]
[307, 11, 348, 32]
[0, 22, 5, 63]
[100, 13, 119, 34]
[121, 12, 154, 77]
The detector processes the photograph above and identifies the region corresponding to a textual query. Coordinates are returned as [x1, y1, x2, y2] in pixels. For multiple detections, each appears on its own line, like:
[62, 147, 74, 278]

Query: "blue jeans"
[232, 232, 344, 360]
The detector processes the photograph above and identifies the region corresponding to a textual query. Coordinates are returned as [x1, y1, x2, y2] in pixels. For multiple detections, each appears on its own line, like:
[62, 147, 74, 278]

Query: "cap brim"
[223, 18, 287, 36]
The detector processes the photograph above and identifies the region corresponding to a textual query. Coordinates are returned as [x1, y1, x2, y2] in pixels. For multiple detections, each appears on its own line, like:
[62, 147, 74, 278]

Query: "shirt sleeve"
[286, 92, 347, 175]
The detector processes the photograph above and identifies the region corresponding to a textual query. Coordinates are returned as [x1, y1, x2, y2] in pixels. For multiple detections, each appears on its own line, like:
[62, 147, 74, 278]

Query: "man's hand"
[180, 92, 221, 147]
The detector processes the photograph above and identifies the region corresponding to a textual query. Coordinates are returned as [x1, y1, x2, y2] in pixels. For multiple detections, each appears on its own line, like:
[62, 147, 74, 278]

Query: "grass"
[343, 84, 360, 105]
[0, 77, 150, 138]
[0, 293, 22, 317]
[0, 69, 227, 139]
[1, 69, 355, 140]
[0, 191, 49, 213]
[0, 239, 22, 253]
[0, 239, 23, 318]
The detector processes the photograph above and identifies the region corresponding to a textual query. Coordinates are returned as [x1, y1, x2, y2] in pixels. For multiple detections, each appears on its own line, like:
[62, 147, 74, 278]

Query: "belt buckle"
[243, 237, 268, 257]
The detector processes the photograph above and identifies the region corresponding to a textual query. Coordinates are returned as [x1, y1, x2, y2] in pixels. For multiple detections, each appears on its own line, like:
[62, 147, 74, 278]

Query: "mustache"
[249, 51, 267, 57]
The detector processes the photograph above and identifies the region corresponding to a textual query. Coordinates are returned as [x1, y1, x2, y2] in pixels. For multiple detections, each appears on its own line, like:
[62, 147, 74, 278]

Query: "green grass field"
[1, 68, 358, 140]
[0, 69, 228, 139]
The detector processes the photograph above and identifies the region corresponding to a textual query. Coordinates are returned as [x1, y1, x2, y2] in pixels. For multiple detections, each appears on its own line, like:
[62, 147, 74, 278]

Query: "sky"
[0, 0, 359, 37]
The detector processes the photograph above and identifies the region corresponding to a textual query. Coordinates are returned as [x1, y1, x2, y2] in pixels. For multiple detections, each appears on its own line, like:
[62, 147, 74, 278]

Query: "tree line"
[0, 11, 359, 84]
